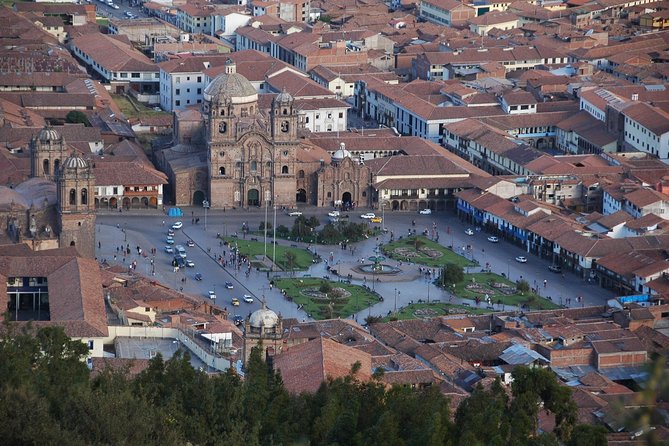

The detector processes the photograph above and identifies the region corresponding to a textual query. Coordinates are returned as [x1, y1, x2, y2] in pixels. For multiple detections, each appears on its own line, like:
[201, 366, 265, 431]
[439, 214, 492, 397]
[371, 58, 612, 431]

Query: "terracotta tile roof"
[266, 70, 334, 98]
[625, 213, 665, 230]
[596, 250, 668, 279]
[273, 337, 372, 394]
[624, 188, 669, 208]
[0, 247, 108, 338]
[92, 160, 167, 186]
[70, 33, 157, 73]
[365, 154, 467, 176]
[623, 102, 669, 136]
[594, 210, 634, 230]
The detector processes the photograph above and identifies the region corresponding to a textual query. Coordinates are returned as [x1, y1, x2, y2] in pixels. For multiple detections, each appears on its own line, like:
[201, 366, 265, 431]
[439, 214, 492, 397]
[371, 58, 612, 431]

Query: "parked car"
[225, 281, 234, 289]
[165, 237, 175, 244]
[173, 257, 185, 268]
[231, 297, 240, 306]
[207, 290, 216, 300]
[328, 210, 340, 218]
[111, 4, 119, 8]
[548, 265, 562, 273]
[232, 315, 244, 325]
[171, 221, 183, 230]
[487, 236, 499, 243]
[515, 256, 528, 263]
[185, 259, 195, 267]
[288, 211, 302, 216]
[194, 273, 203, 281]
[243, 294, 254, 303]
[186, 240, 195, 247]
[360, 213, 375, 219]
[465, 228, 474, 236]
[167, 229, 175, 236]
[419, 209, 432, 215]
[370, 217, 382, 223]
[164, 246, 174, 253]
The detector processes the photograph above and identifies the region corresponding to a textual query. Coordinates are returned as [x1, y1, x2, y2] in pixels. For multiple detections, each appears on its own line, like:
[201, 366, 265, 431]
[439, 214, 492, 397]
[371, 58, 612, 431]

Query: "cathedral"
[163, 59, 374, 210]
[204, 60, 302, 209]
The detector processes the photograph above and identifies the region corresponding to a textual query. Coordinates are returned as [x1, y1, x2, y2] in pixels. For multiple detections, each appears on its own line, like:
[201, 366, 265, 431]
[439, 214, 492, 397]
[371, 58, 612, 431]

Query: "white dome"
[249, 307, 279, 329]
[63, 154, 88, 170]
[332, 143, 351, 162]
[37, 127, 62, 143]
[203, 60, 257, 106]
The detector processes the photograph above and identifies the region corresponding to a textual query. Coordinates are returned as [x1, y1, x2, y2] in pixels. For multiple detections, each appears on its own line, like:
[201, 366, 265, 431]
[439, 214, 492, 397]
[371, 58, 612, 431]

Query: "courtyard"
[382, 236, 475, 268]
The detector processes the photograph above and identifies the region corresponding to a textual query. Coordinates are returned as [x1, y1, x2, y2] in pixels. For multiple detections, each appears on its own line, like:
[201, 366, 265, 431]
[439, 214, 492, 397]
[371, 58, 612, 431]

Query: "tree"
[414, 237, 425, 252]
[516, 279, 530, 294]
[283, 251, 297, 275]
[259, 221, 272, 231]
[65, 110, 90, 126]
[319, 281, 332, 294]
[441, 263, 464, 286]
[306, 216, 320, 228]
[566, 425, 607, 446]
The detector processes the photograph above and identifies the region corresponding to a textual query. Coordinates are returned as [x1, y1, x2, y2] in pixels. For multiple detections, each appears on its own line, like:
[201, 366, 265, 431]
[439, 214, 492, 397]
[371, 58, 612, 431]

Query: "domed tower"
[331, 142, 352, 165]
[271, 88, 298, 142]
[243, 304, 283, 365]
[31, 126, 66, 179]
[56, 152, 96, 258]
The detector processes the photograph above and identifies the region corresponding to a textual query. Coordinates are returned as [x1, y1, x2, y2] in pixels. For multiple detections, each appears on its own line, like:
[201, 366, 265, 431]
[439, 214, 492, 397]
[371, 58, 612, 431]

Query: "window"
[327, 192, 332, 198]
[88, 340, 94, 350]
[131, 73, 140, 78]
[112, 187, 118, 194]
[298, 170, 305, 178]
[176, 88, 180, 95]
[251, 161, 257, 171]
[283, 151, 288, 156]
[120, 72, 128, 78]
[219, 167, 225, 175]
[197, 76, 202, 82]
[197, 88, 201, 94]
[175, 100, 180, 106]
[281, 165, 289, 174]
[43, 159, 50, 176]
[69, 188, 76, 205]
[81, 188, 88, 205]
[338, 112, 343, 118]
[186, 88, 190, 93]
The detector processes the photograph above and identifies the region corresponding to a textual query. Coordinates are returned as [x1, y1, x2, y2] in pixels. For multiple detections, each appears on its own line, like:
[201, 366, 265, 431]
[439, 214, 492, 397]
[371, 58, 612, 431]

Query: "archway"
[131, 197, 140, 208]
[70, 241, 75, 247]
[392, 200, 399, 211]
[110, 197, 118, 208]
[342, 192, 352, 205]
[247, 188, 260, 207]
[43, 159, 50, 176]
[95, 198, 100, 208]
[149, 197, 158, 208]
[192, 190, 205, 206]
[122, 197, 130, 209]
[141, 197, 149, 208]
[296, 188, 307, 202]
[400, 200, 408, 211]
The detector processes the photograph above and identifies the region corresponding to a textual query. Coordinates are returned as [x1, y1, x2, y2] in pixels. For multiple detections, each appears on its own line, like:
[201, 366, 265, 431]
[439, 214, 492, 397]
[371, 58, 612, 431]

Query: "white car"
[465, 228, 474, 236]
[171, 221, 183, 230]
[243, 294, 254, 303]
[288, 211, 302, 217]
[185, 259, 195, 267]
[515, 256, 528, 263]
[164, 246, 174, 253]
[207, 291, 216, 300]
[328, 210, 340, 218]
[419, 209, 432, 215]
[487, 236, 499, 243]
[111, 4, 119, 8]
[166, 236, 175, 244]
[360, 213, 376, 219]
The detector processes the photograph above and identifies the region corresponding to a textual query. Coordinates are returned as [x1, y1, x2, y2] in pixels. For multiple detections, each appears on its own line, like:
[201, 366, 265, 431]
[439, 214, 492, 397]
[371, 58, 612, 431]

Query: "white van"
[175, 245, 187, 258]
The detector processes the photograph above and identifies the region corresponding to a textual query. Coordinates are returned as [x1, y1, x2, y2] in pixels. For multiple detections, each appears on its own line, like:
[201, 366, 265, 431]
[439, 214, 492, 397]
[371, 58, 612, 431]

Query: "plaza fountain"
[354, 244, 401, 275]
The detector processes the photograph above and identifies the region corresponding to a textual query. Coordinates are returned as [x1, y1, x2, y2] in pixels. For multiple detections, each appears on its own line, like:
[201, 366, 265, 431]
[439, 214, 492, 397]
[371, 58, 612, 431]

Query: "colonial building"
[204, 59, 300, 208]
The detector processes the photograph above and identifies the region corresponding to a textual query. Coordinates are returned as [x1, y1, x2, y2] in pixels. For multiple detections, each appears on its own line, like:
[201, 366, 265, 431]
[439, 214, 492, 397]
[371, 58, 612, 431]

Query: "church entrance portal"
[296, 188, 307, 203]
[192, 190, 205, 206]
[342, 192, 352, 209]
[248, 189, 260, 207]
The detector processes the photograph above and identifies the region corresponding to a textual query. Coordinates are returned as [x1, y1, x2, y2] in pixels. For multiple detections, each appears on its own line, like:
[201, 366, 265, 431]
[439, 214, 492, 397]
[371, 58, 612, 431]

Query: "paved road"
[96, 206, 615, 322]
[93, 0, 148, 21]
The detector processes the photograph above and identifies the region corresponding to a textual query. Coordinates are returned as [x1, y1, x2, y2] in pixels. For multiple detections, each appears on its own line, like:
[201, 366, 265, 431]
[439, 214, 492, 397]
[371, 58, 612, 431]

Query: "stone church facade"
[204, 60, 301, 209]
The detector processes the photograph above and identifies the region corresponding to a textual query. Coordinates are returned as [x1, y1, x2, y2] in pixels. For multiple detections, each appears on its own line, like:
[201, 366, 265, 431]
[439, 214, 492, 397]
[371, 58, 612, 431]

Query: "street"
[96, 206, 615, 322]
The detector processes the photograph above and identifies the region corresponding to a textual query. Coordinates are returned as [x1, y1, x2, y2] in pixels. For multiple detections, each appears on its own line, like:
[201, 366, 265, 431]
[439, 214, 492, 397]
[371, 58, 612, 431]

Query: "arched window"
[282, 108, 288, 115]
[219, 166, 226, 175]
[43, 159, 50, 176]
[266, 161, 271, 168]
[298, 170, 305, 178]
[81, 188, 88, 205]
[69, 189, 76, 205]
[251, 161, 257, 171]
[54, 159, 60, 174]
[281, 165, 288, 174]
[220, 109, 225, 116]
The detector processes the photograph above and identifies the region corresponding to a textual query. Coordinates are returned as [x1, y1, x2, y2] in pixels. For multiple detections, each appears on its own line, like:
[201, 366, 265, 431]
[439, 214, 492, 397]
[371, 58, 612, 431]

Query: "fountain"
[355, 244, 401, 275]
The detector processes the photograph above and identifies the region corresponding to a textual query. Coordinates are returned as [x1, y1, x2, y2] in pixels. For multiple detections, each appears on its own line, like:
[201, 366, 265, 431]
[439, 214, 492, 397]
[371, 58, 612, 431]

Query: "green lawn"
[447, 272, 559, 311]
[96, 18, 109, 27]
[381, 302, 493, 321]
[110, 94, 171, 120]
[223, 237, 314, 271]
[382, 236, 475, 268]
[275, 278, 380, 320]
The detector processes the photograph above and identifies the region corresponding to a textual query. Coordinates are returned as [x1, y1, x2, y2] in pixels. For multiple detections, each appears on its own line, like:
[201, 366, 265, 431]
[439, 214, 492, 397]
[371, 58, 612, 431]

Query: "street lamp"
[381, 201, 387, 232]
[394, 288, 400, 316]
[427, 279, 431, 303]
[202, 200, 210, 231]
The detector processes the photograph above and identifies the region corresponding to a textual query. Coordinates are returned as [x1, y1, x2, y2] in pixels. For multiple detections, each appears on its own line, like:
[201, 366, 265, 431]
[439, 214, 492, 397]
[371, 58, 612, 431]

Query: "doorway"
[248, 189, 260, 207]
[192, 190, 205, 206]
[296, 188, 307, 202]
